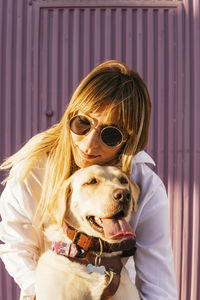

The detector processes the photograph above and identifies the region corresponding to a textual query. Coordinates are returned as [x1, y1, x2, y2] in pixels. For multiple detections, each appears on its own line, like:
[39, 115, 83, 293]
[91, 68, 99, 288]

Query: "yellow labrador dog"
[36, 165, 140, 300]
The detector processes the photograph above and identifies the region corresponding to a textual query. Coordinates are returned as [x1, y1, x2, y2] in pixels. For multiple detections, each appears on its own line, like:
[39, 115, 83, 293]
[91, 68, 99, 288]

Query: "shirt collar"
[133, 151, 156, 166]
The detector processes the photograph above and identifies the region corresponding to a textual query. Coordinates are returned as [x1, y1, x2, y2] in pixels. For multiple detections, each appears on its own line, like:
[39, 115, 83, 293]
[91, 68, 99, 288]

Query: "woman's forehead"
[78, 106, 120, 125]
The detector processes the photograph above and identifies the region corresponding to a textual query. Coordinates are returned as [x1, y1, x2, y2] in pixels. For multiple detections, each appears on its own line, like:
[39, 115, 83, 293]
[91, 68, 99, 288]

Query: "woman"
[0, 60, 177, 299]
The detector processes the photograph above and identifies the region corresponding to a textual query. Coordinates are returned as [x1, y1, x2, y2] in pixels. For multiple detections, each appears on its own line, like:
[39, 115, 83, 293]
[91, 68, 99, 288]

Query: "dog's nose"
[112, 189, 131, 202]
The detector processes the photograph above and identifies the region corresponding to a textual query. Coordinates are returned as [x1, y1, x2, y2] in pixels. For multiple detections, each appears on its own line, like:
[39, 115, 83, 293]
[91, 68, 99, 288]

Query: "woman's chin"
[73, 155, 97, 168]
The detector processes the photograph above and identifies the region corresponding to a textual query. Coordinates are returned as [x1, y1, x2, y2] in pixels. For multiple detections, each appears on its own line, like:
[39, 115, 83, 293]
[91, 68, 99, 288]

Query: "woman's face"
[70, 107, 127, 168]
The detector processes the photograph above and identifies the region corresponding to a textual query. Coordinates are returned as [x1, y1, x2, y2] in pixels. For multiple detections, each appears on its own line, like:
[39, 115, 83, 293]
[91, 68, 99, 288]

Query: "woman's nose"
[82, 128, 100, 150]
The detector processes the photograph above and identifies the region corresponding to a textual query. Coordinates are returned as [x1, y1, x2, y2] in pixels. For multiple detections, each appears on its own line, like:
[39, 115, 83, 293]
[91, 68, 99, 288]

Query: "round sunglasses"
[69, 115, 126, 147]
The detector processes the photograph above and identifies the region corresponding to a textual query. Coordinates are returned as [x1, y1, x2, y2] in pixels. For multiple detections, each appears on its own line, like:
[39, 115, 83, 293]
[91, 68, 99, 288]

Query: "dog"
[36, 165, 140, 300]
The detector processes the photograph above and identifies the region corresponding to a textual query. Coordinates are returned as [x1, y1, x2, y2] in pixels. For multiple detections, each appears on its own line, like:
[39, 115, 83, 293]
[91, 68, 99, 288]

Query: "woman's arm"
[0, 171, 44, 300]
[133, 183, 177, 300]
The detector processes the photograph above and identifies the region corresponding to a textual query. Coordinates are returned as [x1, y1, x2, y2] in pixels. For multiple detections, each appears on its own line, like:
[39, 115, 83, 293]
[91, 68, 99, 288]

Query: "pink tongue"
[102, 218, 136, 239]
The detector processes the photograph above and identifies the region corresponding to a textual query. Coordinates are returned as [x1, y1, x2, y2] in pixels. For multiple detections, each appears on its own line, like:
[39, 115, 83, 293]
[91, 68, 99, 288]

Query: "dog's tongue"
[102, 218, 136, 239]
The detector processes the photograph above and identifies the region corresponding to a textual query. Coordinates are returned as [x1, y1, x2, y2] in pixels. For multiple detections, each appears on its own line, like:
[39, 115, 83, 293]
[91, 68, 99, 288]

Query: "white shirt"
[0, 151, 177, 299]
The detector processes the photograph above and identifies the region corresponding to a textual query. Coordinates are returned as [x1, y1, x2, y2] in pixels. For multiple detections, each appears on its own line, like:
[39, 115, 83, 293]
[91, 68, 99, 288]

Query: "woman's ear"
[130, 179, 140, 212]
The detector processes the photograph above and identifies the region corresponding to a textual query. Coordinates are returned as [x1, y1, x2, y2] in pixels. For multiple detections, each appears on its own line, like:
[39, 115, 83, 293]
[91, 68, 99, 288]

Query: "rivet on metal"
[46, 110, 54, 117]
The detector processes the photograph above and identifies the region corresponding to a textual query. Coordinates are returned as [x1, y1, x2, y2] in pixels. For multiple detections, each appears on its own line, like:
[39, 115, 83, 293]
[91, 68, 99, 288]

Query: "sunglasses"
[69, 115, 126, 147]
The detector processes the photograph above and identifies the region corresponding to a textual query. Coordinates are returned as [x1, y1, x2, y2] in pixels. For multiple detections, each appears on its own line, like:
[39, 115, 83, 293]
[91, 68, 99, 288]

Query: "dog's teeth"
[94, 217, 103, 226]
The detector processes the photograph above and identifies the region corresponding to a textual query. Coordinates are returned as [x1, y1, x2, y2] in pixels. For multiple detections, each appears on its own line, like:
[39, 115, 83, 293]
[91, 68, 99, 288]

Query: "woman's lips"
[79, 148, 99, 160]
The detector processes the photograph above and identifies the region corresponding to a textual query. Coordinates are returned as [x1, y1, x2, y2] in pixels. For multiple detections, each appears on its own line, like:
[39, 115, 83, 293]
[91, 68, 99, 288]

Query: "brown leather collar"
[54, 222, 137, 299]
[63, 221, 136, 257]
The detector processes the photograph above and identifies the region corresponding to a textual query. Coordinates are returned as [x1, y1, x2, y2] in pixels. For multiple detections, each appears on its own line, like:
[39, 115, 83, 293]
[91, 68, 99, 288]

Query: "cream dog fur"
[36, 165, 140, 300]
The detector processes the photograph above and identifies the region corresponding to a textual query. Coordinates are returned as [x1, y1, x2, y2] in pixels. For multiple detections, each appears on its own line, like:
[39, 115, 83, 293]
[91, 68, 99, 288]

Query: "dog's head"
[59, 165, 139, 242]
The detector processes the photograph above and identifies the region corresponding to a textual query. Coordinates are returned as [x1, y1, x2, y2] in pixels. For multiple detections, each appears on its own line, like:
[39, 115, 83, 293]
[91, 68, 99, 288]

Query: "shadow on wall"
[0, 259, 20, 299]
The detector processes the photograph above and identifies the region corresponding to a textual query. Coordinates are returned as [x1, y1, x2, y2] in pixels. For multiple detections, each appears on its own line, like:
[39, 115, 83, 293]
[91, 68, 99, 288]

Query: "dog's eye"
[119, 176, 128, 184]
[86, 178, 98, 185]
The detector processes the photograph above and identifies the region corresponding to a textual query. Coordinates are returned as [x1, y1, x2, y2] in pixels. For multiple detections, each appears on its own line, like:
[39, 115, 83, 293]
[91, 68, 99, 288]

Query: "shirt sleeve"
[132, 182, 177, 300]
[0, 172, 44, 299]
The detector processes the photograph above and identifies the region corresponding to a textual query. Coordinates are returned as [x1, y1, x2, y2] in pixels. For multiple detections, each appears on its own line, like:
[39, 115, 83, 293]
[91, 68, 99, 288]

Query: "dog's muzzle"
[112, 188, 131, 202]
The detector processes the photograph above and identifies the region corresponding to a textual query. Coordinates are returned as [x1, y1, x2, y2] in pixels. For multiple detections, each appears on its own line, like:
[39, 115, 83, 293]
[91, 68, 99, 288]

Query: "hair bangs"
[67, 72, 125, 119]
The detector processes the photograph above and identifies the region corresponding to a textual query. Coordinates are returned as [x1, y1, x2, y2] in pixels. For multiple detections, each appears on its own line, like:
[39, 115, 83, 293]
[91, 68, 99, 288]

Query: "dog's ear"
[130, 179, 140, 212]
[63, 178, 72, 201]
[55, 178, 72, 225]
[62, 178, 72, 212]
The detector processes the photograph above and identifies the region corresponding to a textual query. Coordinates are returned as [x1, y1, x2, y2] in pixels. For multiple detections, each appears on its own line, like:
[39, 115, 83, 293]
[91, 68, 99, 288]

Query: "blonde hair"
[0, 60, 151, 227]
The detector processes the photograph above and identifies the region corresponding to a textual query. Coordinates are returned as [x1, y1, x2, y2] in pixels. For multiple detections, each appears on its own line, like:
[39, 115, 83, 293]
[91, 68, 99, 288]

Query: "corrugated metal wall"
[0, 0, 199, 299]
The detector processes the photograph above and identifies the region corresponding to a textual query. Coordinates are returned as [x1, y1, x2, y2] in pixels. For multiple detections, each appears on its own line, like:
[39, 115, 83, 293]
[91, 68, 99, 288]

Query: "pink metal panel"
[190, 0, 200, 298]
[0, 1, 199, 300]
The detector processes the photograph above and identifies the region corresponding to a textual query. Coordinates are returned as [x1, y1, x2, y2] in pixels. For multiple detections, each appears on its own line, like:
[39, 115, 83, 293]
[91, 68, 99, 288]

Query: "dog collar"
[51, 224, 137, 300]
[51, 241, 86, 258]
[62, 221, 137, 257]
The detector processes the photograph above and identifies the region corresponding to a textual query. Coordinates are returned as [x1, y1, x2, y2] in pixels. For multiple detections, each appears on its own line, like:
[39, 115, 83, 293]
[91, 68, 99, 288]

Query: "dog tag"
[86, 264, 105, 275]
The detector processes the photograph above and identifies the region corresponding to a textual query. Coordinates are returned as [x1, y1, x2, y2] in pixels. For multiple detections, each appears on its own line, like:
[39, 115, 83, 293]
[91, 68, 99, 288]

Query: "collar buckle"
[72, 231, 81, 244]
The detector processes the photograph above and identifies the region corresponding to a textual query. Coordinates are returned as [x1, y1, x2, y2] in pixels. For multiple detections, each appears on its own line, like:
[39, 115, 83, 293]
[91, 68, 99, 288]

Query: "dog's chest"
[36, 250, 107, 300]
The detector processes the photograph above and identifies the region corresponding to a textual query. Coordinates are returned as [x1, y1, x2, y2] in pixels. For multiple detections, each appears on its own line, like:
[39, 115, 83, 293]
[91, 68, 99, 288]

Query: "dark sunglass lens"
[70, 116, 91, 135]
[101, 127, 123, 147]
